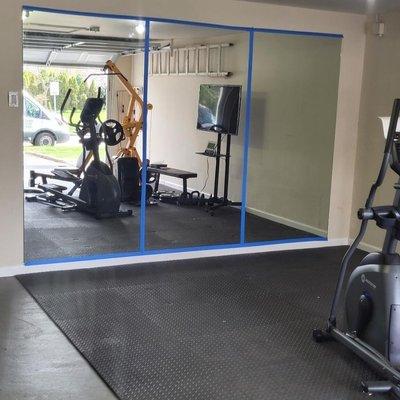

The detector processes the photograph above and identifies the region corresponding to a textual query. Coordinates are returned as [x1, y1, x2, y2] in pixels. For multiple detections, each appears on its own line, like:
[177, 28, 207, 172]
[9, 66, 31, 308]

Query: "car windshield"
[24, 98, 49, 120]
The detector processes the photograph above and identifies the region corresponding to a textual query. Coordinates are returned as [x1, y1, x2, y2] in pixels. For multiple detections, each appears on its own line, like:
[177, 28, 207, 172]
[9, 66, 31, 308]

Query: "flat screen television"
[197, 84, 241, 135]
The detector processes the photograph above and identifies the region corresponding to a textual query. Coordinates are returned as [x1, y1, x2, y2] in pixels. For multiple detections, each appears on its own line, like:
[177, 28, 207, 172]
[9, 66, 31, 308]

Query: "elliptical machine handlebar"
[60, 88, 72, 126]
[60, 88, 80, 129]
[365, 99, 400, 208]
[327, 98, 400, 328]
[60, 85, 105, 130]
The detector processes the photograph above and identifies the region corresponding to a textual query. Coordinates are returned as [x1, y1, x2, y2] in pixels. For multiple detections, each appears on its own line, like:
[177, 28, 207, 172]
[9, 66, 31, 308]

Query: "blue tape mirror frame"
[22, 10, 149, 264]
[22, 6, 342, 266]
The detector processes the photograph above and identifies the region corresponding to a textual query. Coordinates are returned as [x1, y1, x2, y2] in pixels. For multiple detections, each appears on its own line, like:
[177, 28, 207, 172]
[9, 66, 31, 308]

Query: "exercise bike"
[313, 99, 400, 398]
[26, 88, 132, 219]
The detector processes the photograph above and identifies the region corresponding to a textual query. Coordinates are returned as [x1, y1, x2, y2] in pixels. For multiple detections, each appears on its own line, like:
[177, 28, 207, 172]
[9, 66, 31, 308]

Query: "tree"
[22, 67, 107, 112]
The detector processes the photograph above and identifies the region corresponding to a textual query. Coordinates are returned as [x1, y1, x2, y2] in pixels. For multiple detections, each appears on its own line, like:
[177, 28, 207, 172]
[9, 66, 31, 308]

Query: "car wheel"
[33, 132, 55, 146]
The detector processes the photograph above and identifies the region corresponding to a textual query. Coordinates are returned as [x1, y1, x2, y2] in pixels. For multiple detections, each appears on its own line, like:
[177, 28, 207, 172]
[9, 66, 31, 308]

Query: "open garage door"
[22, 10, 163, 67]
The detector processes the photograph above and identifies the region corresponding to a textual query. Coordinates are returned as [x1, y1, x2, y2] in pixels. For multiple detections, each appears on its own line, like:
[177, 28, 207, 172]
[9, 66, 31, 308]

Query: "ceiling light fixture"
[135, 23, 146, 35]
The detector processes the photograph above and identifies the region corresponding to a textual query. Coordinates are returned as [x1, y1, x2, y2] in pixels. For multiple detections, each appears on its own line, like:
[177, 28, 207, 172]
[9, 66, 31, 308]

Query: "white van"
[23, 91, 70, 146]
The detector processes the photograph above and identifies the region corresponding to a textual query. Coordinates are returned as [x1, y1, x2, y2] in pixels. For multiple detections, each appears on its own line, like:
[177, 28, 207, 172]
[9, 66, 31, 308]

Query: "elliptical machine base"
[79, 160, 123, 219]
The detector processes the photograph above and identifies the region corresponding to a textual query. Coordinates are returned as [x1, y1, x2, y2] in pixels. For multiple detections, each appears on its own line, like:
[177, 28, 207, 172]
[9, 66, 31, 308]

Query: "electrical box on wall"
[8, 91, 19, 107]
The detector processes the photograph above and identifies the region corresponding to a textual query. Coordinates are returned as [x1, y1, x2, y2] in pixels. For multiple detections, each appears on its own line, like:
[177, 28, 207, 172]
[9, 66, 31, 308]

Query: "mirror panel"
[142, 21, 248, 250]
[245, 33, 342, 243]
[23, 10, 147, 262]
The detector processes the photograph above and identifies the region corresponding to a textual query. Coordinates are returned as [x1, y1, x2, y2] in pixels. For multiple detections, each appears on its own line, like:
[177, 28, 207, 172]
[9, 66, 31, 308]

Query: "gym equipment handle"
[60, 89, 71, 124]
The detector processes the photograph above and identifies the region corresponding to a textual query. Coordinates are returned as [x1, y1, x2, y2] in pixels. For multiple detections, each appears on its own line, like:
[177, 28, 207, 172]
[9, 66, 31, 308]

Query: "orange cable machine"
[103, 59, 155, 203]
[104, 59, 153, 166]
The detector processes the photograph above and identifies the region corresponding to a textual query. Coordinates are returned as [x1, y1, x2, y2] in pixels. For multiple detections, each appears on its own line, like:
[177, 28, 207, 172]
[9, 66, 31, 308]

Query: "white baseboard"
[246, 206, 328, 237]
[161, 180, 329, 237]
[159, 178, 183, 191]
[159, 178, 212, 198]
[356, 241, 381, 253]
[0, 238, 349, 278]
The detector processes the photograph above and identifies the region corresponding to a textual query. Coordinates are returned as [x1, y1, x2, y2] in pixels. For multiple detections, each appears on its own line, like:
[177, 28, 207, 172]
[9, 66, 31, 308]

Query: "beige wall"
[247, 34, 341, 235]
[0, 0, 366, 268]
[350, 11, 400, 249]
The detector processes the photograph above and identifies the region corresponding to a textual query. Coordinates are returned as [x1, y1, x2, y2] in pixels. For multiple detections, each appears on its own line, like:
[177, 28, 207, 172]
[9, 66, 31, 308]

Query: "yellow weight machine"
[104, 60, 153, 167]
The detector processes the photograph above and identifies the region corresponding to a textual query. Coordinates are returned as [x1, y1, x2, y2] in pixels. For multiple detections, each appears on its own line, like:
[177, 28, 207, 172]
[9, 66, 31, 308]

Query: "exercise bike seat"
[52, 168, 80, 180]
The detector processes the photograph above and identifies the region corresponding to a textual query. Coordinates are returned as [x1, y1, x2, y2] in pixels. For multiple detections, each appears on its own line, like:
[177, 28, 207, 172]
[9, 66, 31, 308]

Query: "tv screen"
[197, 84, 241, 135]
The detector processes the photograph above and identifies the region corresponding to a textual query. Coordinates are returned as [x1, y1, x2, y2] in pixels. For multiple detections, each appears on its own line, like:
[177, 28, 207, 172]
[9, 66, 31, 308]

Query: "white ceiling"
[239, 0, 400, 14]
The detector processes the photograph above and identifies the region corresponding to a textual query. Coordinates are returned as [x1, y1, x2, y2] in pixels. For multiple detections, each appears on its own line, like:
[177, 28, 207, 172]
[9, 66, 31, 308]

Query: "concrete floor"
[0, 277, 116, 400]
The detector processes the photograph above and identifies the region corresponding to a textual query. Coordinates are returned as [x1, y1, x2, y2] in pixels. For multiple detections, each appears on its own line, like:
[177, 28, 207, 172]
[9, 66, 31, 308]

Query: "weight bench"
[147, 166, 197, 203]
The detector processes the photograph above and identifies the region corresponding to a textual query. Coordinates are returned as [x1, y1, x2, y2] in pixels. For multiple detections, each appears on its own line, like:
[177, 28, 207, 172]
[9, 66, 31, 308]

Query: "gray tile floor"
[0, 277, 116, 400]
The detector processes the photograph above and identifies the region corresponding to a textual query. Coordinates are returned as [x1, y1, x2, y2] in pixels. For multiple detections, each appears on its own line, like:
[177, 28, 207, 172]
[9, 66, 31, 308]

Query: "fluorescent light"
[135, 23, 145, 35]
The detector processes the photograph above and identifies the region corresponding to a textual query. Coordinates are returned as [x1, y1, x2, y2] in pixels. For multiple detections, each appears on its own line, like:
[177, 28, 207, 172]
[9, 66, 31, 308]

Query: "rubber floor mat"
[18, 247, 378, 400]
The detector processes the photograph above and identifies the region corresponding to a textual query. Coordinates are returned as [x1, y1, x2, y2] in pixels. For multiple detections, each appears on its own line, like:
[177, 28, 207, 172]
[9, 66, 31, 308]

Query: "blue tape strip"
[240, 31, 254, 244]
[253, 27, 343, 39]
[22, 6, 343, 38]
[139, 20, 151, 253]
[145, 16, 251, 32]
[24, 236, 326, 266]
[22, 5, 147, 21]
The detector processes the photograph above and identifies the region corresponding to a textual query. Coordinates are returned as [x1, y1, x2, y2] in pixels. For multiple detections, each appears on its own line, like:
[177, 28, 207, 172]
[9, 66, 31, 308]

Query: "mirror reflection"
[140, 22, 248, 250]
[23, 10, 148, 261]
[245, 33, 342, 243]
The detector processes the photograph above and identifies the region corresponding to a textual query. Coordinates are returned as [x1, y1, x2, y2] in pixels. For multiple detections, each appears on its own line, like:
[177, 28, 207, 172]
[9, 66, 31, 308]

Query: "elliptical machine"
[313, 99, 400, 398]
[26, 88, 131, 219]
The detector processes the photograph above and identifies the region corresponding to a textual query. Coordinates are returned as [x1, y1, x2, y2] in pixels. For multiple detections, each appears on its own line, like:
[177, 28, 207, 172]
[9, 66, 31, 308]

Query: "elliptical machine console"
[314, 99, 400, 398]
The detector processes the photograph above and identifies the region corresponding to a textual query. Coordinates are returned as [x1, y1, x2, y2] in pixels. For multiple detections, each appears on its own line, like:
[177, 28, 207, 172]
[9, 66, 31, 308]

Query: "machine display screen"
[197, 84, 241, 135]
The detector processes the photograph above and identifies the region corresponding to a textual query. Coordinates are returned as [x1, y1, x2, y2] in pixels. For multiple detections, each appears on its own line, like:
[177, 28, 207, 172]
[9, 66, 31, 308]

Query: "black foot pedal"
[39, 183, 68, 192]
[25, 194, 39, 202]
[52, 168, 80, 180]
[118, 210, 134, 217]
[24, 187, 43, 194]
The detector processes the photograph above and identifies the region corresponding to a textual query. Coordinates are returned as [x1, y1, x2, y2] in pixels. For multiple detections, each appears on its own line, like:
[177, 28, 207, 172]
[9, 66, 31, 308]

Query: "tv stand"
[197, 132, 241, 213]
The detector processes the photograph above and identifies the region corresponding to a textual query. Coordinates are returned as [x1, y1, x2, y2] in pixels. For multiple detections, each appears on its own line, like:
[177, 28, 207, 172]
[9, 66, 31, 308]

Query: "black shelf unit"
[197, 132, 241, 211]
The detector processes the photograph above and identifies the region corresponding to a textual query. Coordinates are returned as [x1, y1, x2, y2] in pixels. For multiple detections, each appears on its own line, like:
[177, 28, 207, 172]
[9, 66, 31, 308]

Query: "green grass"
[25, 108, 109, 163]
[24, 144, 107, 164]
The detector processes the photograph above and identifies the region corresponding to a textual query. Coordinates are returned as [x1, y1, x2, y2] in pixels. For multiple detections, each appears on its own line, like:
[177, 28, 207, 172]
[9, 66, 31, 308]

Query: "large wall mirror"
[245, 32, 341, 244]
[135, 21, 249, 250]
[22, 10, 148, 262]
[22, 7, 343, 264]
